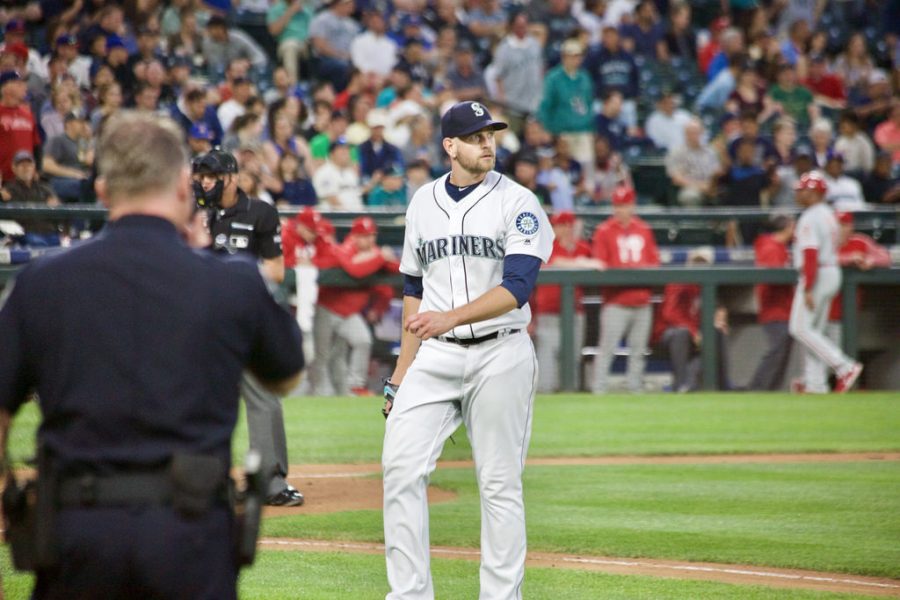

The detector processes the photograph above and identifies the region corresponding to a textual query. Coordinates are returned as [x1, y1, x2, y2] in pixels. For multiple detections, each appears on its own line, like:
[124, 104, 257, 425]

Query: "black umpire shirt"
[0, 215, 304, 474]
[210, 190, 282, 260]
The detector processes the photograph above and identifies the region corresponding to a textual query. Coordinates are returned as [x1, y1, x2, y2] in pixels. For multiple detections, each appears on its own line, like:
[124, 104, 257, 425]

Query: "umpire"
[192, 148, 304, 506]
[0, 112, 304, 598]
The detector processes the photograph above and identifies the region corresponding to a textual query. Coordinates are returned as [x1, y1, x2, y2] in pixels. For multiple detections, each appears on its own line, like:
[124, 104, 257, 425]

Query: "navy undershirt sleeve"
[403, 274, 424, 298]
[500, 254, 542, 308]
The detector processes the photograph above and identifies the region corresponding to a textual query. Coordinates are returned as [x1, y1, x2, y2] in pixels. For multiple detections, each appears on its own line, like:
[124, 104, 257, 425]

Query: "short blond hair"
[97, 111, 189, 201]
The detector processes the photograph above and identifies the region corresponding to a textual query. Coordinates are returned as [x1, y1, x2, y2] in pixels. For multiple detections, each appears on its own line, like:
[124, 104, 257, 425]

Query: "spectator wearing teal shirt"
[537, 39, 596, 194]
[268, 0, 316, 84]
[366, 165, 407, 206]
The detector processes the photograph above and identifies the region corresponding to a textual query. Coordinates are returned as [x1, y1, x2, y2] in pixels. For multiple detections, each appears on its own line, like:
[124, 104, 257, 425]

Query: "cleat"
[834, 363, 863, 393]
[266, 485, 304, 507]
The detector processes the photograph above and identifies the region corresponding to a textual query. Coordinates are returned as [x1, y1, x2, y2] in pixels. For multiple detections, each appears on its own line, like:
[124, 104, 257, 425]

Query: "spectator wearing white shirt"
[644, 91, 693, 151]
[218, 77, 252, 132]
[313, 138, 363, 209]
[820, 151, 866, 211]
[665, 118, 721, 206]
[350, 10, 398, 84]
[833, 111, 875, 178]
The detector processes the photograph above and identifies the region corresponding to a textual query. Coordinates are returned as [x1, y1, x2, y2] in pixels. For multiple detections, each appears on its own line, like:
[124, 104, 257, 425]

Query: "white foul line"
[259, 539, 900, 592]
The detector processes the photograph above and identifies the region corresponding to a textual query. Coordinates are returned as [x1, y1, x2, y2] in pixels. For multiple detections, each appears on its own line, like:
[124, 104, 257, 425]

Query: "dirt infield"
[261, 452, 900, 597]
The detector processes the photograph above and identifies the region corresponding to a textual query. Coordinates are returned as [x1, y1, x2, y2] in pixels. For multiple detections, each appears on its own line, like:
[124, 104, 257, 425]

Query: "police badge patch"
[515, 212, 539, 235]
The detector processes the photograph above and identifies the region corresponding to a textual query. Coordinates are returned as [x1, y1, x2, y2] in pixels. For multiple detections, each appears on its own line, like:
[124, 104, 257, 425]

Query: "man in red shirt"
[590, 185, 660, 393]
[748, 213, 796, 390]
[310, 216, 399, 396]
[532, 211, 602, 392]
[0, 70, 40, 182]
[802, 54, 846, 110]
[654, 248, 730, 392]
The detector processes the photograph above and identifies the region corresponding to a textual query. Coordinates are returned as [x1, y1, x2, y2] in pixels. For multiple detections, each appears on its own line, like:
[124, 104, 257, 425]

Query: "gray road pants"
[592, 304, 652, 393]
[535, 313, 585, 393]
[310, 306, 373, 395]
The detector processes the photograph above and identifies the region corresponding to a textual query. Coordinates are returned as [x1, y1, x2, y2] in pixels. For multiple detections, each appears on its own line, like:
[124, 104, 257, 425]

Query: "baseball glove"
[382, 378, 398, 419]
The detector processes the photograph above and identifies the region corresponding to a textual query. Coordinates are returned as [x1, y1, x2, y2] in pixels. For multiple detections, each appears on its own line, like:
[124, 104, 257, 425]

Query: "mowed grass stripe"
[1, 543, 894, 600]
[262, 461, 900, 579]
[7, 393, 898, 466]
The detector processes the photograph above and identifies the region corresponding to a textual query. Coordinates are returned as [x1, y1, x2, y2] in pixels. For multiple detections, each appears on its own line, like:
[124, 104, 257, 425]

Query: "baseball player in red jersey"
[748, 214, 796, 391]
[533, 211, 602, 392]
[788, 173, 863, 394]
[309, 216, 399, 396]
[790, 211, 891, 392]
[282, 207, 328, 389]
[590, 185, 660, 393]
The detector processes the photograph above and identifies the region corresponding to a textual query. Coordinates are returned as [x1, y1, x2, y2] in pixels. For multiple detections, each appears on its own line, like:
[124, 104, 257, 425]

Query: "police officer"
[192, 148, 304, 506]
[0, 111, 304, 598]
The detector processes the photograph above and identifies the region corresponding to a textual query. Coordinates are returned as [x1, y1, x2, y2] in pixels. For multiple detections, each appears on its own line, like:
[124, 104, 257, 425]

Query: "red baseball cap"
[836, 211, 854, 226]
[350, 216, 377, 235]
[295, 206, 321, 230]
[794, 172, 827, 194]
[0, 42, 28, 64]
[550, 211, 576, 226]
[611, 185, 636, 205]
[711, 17, 730, 33]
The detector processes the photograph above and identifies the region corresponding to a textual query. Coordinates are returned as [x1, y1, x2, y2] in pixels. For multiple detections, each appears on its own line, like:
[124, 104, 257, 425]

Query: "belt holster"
[2, 445, 60, 572]
[169, 453, 227, 519]
[233, 449, 265, 567]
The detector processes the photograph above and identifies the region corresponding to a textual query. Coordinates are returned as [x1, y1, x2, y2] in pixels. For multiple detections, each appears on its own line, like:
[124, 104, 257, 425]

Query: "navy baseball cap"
[106, 34, 126, 50]
[0, 70, 22, 87]
[441, 101, 507, 139]
[5, 19, 25, 34]
[56, 34, 78, 47]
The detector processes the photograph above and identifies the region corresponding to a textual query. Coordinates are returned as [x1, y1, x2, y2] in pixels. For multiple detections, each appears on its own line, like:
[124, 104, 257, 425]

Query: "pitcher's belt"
[436, 329, 521, 347]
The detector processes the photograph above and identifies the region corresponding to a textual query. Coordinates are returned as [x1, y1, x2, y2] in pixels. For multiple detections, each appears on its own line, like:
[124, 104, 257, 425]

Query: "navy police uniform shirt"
[210, 190, 282, 259]
[0, 215, 304, 474]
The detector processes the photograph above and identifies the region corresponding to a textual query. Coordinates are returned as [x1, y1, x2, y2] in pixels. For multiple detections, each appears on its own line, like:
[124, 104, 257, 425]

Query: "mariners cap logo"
[515, 212, 539, 235]
[441, 100, 508, 139]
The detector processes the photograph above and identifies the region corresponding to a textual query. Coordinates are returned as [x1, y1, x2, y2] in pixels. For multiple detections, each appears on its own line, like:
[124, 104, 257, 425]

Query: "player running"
[381, 101, 553, 600]
[788, 172, 863, 393]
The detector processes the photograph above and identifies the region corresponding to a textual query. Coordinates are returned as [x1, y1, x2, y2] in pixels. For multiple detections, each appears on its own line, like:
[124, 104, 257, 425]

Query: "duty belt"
[57, 472, 173, 507]
[437, 328, 521, 347]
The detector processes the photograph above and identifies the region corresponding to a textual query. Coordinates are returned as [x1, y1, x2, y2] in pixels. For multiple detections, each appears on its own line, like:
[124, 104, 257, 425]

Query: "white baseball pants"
[788, 266, 854, 393]
[382, 332, 537, 600]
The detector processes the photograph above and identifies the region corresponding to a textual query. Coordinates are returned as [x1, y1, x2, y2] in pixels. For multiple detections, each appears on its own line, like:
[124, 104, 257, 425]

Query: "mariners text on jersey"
[415, 234, 506, 267]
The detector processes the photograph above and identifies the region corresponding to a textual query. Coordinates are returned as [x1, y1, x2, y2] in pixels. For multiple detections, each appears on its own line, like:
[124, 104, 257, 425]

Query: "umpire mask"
[192, 149, 239, 209]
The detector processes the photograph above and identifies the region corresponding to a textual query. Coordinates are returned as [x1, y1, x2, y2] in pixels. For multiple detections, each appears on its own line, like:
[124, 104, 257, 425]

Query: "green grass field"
[3, 393, 899, 599]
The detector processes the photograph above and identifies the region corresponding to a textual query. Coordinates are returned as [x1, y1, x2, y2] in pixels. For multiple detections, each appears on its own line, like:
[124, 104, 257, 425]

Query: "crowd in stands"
[0, 0, 897, 394]
[1, 0, 899, 246]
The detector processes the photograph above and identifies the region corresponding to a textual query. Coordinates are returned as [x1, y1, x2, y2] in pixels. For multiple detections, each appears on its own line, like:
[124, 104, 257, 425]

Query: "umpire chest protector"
[210, 191, 282, 259]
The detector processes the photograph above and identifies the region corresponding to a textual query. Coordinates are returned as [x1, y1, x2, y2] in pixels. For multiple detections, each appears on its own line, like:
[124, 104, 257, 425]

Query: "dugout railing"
[310, 266, 900, 391]
[1, 261, 898, 391]
[1, 204, 897, 249]
[2, 204, 898, 391]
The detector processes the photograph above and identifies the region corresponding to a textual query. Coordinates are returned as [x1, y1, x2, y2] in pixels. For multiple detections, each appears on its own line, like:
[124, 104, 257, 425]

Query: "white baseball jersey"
[400, 170, 554, 337]
[793, 202, 839, 269]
